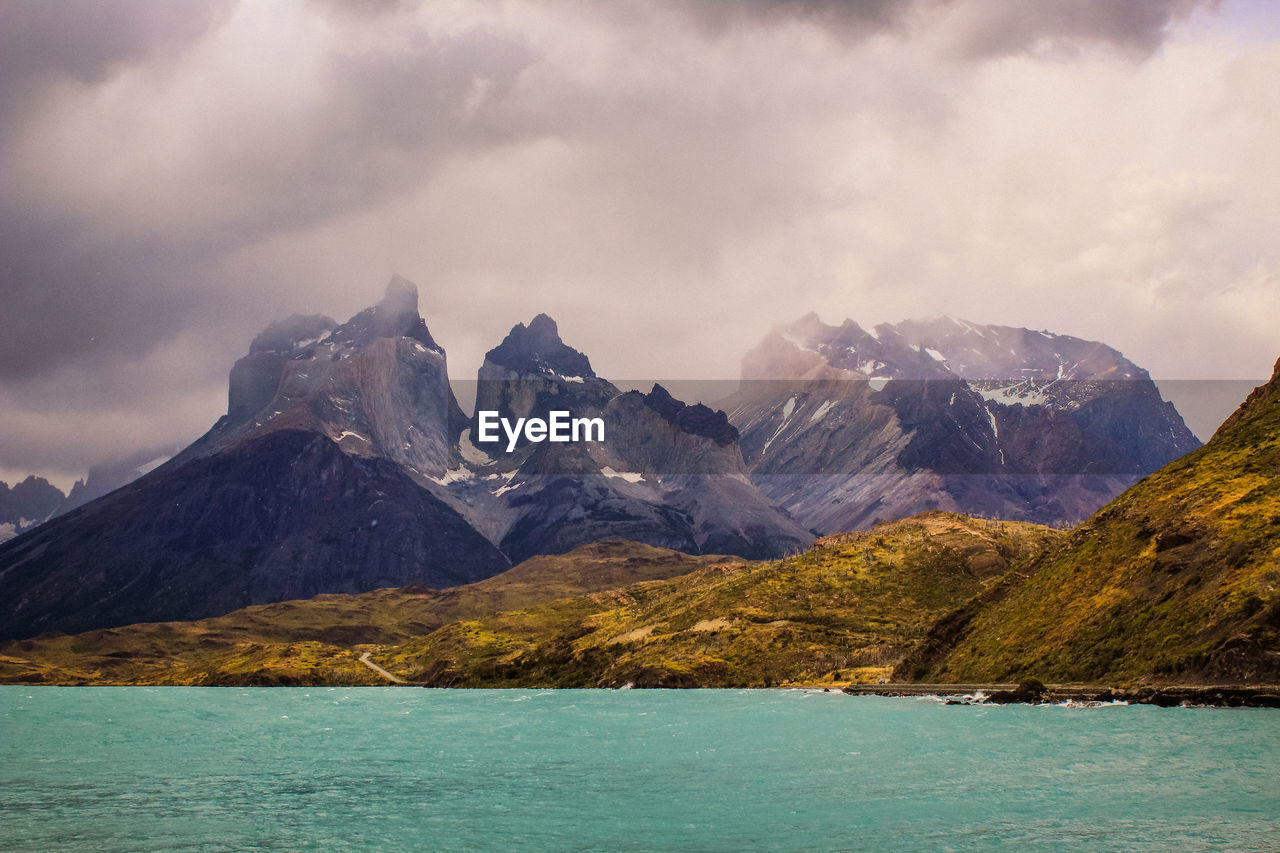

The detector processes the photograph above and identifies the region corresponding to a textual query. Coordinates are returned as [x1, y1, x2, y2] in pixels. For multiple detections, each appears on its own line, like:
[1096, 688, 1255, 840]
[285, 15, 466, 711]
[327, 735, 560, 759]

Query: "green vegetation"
[375, 514, 1058, 687]
[0, 540, 730, 685]
[0, 516, 1057, 688]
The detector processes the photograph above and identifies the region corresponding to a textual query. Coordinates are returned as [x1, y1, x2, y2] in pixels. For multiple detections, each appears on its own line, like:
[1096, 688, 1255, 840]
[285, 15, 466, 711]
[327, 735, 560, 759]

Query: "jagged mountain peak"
[752, 312, 1150, 386]
[527, 311, 560, 337]
[373, 274, 431, 340]
[486, 314, 595, 379]
[745, 313, 946, 382]
[643, 383, 681, 416]
[328, 275, 441, 349]
[183, 276, 466, 481]
[0, 476, 66, 542]
[641, 384, 738, 447]
[778, 312, 867, 344]
[383, 273, 419, 312]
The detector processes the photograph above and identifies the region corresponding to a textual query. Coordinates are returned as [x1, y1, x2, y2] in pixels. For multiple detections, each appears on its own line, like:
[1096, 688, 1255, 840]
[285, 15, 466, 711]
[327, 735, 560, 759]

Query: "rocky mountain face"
[443, 317, 813, 563]
[0, 279, 509, 641]
[177, 274, 466, 480]
[898, 356, 1280, 685]
[725, 314, 1200, 533]
[0, 278, 809, 641]
[0, 429, 507, 641]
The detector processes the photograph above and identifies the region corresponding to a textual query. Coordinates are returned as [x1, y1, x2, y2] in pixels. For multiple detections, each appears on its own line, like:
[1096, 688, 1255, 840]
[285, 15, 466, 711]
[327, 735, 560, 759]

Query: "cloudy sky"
[3, 0, 1279, 489]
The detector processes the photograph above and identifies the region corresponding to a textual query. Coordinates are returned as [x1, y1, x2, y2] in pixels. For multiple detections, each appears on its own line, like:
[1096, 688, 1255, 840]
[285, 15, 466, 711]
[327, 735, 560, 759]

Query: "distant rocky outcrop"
[55, 445, 183, 516]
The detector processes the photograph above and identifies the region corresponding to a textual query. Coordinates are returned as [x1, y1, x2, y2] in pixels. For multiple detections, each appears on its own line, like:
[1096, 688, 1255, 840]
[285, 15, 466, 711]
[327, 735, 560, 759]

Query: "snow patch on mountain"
[971, 383, 1050, 407]
[458, 429, 494, 466]
[601, 467, 644, 483]
[429, 466, 474, 486]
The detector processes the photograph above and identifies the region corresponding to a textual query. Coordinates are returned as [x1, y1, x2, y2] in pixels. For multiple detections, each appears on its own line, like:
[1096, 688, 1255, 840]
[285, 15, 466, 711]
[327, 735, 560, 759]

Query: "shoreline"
[840, 683, 1280, 708]
[4, 680, 1280, 707]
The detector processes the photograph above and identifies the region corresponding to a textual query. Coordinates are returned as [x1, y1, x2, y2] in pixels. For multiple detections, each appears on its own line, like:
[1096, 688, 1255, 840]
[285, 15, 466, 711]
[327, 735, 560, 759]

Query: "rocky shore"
[842, 682, 1280, 708]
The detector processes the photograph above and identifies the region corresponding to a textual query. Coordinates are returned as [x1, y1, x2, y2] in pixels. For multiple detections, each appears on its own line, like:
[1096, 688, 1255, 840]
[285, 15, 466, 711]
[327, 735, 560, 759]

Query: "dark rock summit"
[485, 313, 593, 378]
[471, 314, 619, 447]
[642, 384, 738, 446]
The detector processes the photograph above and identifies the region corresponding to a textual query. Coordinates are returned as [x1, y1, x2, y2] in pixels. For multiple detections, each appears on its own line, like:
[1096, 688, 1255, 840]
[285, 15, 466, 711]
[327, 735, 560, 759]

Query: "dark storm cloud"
[0, 210, 200, 377]
[667, 0, 908, 37]
[0, 0, 1211, 383]
[0, 0, 231, 122]
[934, 0, 1209, 59]
[195, 26, 536, 249]
[0, 0, 232, 379]
[665, 0, 1209, 56]
[0, 12, 536, 381]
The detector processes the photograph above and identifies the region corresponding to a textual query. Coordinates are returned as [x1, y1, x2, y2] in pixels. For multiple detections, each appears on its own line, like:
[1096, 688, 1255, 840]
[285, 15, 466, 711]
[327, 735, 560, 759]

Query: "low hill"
[0, 540, 730, 685]
[374, 513, 1060, 687]
[898, 359, 1280, 685]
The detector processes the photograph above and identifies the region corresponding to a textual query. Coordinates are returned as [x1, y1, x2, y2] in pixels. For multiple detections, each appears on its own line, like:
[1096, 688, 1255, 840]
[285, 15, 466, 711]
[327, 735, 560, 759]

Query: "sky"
[2, 0, 1279, 490]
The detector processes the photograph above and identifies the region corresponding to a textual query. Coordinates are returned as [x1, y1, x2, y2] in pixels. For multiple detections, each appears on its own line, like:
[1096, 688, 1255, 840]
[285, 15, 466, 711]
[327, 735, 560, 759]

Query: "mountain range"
[725, 313, 1199, 533]
[8, 354, 1267, 689]
[0, 276, 1200, 641]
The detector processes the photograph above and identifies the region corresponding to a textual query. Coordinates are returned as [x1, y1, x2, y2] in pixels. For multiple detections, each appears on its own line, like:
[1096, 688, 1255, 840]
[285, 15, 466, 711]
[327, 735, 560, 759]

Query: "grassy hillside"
[374, 513, 1060, 687]
[0, 540, 731, 685]
[900, 360, 1280, 685]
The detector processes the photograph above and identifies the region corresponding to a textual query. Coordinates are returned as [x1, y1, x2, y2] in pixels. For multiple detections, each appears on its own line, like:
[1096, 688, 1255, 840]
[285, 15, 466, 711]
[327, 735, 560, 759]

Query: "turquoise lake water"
[2, 687, 1278, 851]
